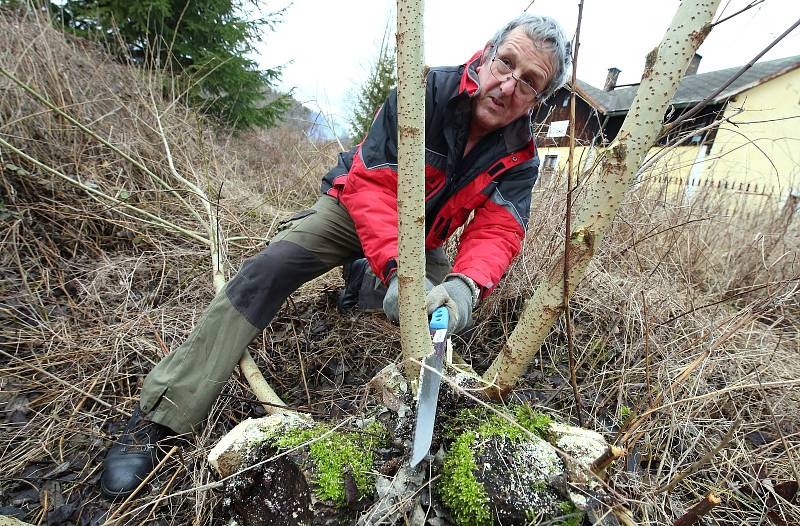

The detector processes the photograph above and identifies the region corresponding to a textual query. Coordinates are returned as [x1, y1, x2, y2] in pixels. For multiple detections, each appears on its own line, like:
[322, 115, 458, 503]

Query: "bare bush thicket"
[1, 9, 798, 526]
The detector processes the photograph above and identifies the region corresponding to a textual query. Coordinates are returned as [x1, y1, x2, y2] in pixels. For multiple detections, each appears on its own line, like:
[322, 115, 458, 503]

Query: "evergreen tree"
[53, 0, 289, 129]
[349, 25, 396, 143]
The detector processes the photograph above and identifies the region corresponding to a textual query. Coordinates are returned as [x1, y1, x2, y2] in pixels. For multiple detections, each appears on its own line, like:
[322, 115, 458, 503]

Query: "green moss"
[532, 480, 548, 492]
[446, 404, 552, 442]
[440, 405, 554, 525]
[439, 431, 492, 526]
[272, 421, 388, 507]
[618, 405, 634, 427]
[513, 405, 553, 438]
[556, 500, 584, 526]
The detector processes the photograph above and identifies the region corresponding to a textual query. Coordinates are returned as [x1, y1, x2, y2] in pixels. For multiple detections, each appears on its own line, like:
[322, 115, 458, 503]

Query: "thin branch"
[238, 352, 289, 413]
[758, 375, 800, 488]
[0, 63, 208, 205]
[0, 136, 209, 244]
[633, 379, 800, 425]
[563, 0, 585, 426]
[657, 275, 799, 325]
[0, 348, 126, 415]
[712, 0, 765, 27]
[655, 417, 741, 494]
[637, 107, 741, 175]
[150, 91, 208, 228]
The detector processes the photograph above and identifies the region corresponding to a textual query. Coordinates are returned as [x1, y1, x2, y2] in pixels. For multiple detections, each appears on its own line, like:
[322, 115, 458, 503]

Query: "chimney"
[604, 67, 621, 91]
[685, 53, 702, 76]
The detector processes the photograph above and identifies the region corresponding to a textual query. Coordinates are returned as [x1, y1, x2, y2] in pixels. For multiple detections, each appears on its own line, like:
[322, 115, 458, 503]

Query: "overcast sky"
[256, 0, 800, 130]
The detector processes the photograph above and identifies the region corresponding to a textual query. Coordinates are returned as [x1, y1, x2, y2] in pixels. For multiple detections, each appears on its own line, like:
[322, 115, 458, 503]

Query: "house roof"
[573, 55, 800, 116]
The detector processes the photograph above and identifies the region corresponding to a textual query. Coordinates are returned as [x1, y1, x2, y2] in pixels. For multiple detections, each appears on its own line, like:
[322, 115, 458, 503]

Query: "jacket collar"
[458, 51, 482, 96]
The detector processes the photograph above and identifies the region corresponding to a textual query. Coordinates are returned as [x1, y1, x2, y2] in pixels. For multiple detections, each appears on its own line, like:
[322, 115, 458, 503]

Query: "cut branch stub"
[591, 445, 626, 474]
[673, 492, 721, 526]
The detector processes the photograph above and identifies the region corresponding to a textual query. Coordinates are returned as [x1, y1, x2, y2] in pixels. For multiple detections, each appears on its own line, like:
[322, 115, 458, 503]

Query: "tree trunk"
[395, 0, 431, 383]
[483, 0, 723, 397]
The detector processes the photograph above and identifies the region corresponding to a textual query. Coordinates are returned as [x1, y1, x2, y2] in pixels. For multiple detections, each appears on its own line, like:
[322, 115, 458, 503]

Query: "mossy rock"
[439, 406, 586, 526]
[209, 413, 390, 526]
[272, 419, 389, 508]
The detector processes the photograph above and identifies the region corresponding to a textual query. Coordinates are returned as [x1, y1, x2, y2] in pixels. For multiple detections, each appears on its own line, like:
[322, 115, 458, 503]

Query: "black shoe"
[100, 404, 176, 498]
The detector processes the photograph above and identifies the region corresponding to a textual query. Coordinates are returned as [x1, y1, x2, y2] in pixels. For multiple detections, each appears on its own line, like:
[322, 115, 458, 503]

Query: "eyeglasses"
[489, 56, 539, 101]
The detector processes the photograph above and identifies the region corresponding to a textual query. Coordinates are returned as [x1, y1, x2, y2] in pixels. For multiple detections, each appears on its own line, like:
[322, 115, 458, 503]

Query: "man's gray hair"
[487, 14, 572, 102]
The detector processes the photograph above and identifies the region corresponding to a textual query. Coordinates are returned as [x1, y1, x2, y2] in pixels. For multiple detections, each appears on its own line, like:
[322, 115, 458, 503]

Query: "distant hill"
[261, 87, 343, 141]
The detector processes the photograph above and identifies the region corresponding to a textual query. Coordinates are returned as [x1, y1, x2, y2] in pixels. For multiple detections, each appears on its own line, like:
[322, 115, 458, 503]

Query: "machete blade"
[410, 307, 449, 467]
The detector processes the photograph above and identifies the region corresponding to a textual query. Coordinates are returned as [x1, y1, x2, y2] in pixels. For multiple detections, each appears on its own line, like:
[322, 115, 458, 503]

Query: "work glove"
[382, 275, 434, 323]
[425, 273, 479, 334]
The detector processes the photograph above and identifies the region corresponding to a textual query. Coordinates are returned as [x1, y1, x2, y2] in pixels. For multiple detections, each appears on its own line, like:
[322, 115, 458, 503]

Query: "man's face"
[472, 27, 556, 136]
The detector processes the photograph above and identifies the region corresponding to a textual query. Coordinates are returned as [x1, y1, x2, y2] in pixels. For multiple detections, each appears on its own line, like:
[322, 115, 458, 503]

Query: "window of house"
[543, 154, 559, 172]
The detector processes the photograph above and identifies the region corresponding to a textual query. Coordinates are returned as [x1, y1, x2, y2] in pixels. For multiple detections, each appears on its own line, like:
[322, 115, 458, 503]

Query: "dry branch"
[564, 0, 586, 426]
[591, 445, 626, 474]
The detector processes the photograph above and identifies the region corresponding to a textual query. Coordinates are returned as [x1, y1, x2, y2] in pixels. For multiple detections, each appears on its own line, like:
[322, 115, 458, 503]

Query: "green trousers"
[139, 195, 450, 433]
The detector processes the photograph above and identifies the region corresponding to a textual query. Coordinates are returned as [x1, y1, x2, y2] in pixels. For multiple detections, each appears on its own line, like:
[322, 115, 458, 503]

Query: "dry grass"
[1, 7, 799, 526]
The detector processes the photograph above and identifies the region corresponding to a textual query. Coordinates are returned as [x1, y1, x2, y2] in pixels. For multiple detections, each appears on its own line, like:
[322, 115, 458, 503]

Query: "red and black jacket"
[321, 51, 539, 298]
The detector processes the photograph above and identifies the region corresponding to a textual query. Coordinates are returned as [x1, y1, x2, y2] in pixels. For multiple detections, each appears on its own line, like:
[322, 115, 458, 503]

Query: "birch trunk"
[395, 0, 431, 383]
[483, 0, 722, 397]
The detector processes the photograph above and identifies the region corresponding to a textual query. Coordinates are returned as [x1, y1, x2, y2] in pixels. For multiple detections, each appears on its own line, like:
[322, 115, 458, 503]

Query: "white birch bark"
[483, 0, 723, 396]
[395, 0, 431, 382]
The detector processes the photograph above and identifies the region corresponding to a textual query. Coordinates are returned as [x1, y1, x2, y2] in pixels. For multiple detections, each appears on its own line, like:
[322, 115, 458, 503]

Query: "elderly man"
[100, 13, 571, 498]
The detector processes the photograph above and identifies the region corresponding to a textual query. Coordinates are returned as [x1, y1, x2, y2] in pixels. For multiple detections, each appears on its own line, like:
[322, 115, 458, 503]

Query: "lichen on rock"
[547, 422, 612, 513]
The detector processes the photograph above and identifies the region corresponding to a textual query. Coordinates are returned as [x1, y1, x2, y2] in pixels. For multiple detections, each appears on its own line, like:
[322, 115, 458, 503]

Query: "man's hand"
[382, 275, 434, 323]
[425, 274, 479, 333]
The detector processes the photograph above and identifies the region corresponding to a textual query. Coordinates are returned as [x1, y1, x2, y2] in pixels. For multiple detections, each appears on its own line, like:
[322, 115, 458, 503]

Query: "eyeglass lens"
[491, 58, 537, 99]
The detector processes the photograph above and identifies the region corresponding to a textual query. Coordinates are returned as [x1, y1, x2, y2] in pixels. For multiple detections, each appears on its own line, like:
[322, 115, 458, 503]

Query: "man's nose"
[498, 75, 517, 95]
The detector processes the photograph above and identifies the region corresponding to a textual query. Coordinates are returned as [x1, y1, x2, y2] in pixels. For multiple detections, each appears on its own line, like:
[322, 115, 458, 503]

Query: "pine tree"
[53, 0, 289, 129]
[348, 24, 396, 143]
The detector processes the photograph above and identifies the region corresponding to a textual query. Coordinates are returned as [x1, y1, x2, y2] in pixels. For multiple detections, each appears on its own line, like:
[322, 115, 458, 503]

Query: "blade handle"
[429, 306, 449, 331]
